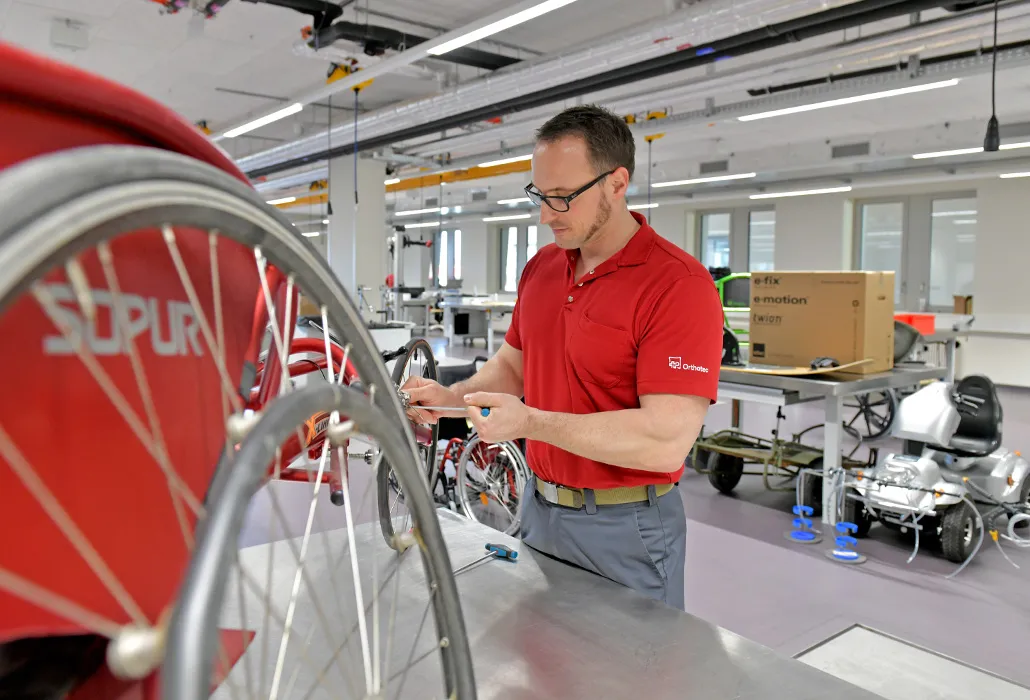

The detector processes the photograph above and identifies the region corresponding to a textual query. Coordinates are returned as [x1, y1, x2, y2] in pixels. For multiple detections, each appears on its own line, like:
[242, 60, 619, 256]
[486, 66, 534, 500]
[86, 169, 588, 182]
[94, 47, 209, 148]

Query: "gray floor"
[430, 333, 1030, 694]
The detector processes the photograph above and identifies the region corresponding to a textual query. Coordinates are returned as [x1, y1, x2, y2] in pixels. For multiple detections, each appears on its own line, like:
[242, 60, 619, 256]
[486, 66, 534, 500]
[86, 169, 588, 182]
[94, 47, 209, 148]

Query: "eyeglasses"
[524, 170, 615, 212]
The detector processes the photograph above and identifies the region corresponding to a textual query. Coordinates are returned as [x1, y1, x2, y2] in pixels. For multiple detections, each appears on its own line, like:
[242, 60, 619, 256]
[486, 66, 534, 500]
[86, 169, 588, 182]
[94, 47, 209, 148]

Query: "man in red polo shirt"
[405, 104, 722, 610]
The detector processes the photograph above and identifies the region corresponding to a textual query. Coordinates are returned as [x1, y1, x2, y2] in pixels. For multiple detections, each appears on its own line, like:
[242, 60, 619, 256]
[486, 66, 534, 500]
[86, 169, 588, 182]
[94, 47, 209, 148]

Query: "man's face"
[531, 136, 619, 250]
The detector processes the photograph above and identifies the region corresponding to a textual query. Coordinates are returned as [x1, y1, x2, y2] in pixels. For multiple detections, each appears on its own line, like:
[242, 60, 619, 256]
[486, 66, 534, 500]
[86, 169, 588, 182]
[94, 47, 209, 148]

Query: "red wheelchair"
[0, 42, 474, 700]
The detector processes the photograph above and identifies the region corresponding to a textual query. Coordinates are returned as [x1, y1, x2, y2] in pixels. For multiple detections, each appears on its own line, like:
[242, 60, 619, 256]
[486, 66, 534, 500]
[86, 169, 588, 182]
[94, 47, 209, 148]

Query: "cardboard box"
[953, 295, 973, 315]
[749, 271, 895, 375]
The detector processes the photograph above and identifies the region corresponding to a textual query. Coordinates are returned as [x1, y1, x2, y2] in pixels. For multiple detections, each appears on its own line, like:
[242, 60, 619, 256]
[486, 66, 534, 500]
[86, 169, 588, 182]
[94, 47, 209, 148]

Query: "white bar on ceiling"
[213, 0, 582, 141]
[225, 103, 303, 139]
[266, 196, 297, 205]
[750, 186, 852, 199]
[428, 0, 580, 56]
[737, 79, 959, 122]
[483, 214, 532, 222]
[653, 172, 757, 188]
[1000, 172, 1030, 178]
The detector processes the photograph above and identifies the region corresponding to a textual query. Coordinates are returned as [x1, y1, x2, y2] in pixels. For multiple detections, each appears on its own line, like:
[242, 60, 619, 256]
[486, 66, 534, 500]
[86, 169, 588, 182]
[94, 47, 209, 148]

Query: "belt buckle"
[540, 480, 559, 503]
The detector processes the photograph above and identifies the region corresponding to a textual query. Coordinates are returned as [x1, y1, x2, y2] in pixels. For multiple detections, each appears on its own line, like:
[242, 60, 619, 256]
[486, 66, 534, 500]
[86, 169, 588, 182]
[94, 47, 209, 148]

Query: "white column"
[460, 220, 490, 294]
[327, 155, 387, 298]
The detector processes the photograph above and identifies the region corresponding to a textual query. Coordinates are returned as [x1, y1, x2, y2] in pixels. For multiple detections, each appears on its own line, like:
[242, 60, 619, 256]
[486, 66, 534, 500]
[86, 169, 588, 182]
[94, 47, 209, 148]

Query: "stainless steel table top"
[430, 512, 879, 700]
[224, 512, 879, 700]
[718, 365, 945, 399]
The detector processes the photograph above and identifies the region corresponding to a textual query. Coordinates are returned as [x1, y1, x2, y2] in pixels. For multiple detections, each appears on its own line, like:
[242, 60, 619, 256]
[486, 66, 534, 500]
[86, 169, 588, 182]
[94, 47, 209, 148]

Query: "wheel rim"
[0, 147, 475, 699]
[456, 436, 528, 536]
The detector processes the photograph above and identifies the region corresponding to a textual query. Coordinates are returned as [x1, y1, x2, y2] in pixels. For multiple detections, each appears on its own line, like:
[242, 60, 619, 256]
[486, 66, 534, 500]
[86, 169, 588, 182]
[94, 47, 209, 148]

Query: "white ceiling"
[3, 0, 1029, 221]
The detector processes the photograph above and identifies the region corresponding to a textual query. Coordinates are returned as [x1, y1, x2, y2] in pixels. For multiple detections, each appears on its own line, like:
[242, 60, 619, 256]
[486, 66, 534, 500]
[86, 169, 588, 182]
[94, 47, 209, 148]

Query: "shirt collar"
[563, 210, 657, 270]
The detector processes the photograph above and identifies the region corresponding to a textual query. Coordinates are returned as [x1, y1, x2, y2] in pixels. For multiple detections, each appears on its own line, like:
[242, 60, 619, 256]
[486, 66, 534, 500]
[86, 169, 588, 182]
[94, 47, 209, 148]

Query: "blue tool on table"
[453, 542, 518, 576]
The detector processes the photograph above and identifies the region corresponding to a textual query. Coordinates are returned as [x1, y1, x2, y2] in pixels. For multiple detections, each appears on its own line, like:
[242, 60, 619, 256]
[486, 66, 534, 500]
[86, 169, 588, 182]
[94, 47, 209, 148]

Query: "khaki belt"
[535, 479, 675, 508]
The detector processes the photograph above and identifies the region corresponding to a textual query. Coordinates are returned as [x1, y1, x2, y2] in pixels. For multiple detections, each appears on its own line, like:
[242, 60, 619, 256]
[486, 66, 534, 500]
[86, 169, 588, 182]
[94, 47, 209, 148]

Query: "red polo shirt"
[505, 212, 723, 489]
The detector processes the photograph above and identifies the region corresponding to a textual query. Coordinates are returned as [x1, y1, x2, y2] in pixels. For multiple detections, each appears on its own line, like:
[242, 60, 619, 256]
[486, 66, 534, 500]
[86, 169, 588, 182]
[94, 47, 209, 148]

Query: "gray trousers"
[519, 477, 687, 610]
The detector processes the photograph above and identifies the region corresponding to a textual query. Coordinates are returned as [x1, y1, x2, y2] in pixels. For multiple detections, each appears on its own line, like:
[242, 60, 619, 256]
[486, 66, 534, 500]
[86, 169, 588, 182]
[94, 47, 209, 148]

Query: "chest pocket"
[568, 313, 637, 388]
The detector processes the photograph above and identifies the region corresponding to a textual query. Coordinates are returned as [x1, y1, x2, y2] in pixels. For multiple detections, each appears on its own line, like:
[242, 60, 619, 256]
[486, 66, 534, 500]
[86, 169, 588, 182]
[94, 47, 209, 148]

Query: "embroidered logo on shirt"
[669, 356, 709, 373]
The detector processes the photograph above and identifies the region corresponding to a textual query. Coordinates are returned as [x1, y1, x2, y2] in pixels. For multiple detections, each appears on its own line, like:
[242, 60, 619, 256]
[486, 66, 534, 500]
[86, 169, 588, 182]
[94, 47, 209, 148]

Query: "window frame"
[851, 189, 975, 311]
[435, 228, 463, 286]
[694, 206, 775, 272]
[499, 223, 539, 292]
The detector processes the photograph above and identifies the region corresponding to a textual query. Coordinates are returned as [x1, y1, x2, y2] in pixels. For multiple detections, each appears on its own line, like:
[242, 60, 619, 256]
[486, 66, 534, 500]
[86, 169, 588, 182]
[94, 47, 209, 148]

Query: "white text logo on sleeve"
[669, 357, 709, 373]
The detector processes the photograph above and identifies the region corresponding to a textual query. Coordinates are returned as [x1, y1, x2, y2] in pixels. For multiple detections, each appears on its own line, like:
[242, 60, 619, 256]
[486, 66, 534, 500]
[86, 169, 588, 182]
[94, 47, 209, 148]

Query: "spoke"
[0, 566, 122, 638]
[0, 424, 147, 626]
[338, 443, 375, 694]
[96, 244, 196, 548]
[232, 550, 256, 700]
[161, 225, 243, 413]
[254, 250, 292, 398]
[209, 231, 236, 431]
[392, 593, 436, 700]
[320, 306, 336, 384]
[268, 441, 331, 700]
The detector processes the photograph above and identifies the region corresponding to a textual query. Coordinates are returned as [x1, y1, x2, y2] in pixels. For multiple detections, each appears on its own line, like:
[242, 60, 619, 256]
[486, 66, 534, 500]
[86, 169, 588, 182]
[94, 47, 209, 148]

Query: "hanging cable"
[983, 0, 1001, 151]
[647, 139, 653, 223]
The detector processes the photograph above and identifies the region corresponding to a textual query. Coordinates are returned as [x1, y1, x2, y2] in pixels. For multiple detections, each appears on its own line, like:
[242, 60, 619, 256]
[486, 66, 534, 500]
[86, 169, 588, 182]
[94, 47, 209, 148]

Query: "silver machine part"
[891, 382, 961, 445]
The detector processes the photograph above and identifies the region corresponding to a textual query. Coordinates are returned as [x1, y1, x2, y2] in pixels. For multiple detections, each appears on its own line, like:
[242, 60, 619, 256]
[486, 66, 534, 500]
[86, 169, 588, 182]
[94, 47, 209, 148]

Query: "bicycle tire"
[455, 436, 528, 537]
[379, 337, 440, 548]
[0, 145, 475, 700]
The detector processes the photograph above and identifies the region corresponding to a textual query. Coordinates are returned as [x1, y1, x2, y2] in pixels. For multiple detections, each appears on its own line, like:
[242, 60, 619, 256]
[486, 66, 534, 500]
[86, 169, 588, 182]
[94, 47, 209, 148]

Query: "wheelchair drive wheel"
[378, 337, 440, 550]
[0, 146, 475, 699]
[455, 436, 529, 536]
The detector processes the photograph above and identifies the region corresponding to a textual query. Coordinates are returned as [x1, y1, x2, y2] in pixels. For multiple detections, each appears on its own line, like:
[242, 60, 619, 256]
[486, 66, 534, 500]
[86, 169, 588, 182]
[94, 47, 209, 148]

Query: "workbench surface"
[220, 510, 880, 699]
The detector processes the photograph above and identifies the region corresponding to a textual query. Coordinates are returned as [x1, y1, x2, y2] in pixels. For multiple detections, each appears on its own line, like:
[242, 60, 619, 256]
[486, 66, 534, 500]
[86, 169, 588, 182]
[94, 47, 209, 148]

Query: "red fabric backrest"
[0, 41, 248, 183]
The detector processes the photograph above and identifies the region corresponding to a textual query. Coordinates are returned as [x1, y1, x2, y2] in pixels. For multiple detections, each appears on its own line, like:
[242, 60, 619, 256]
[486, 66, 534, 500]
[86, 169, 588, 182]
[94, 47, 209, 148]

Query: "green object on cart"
[713, 272, 751, 345]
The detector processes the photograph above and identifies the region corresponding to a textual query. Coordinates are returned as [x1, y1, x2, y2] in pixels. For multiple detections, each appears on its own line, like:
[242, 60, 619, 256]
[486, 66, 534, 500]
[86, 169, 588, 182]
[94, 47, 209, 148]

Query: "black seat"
[437, 357, 488, 441]
[936, 374, 1002, 458]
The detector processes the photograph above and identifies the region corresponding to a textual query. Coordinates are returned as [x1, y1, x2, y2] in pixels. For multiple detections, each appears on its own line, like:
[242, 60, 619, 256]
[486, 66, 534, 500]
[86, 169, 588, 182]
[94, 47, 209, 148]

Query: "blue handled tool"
[453, 542, 517, 576]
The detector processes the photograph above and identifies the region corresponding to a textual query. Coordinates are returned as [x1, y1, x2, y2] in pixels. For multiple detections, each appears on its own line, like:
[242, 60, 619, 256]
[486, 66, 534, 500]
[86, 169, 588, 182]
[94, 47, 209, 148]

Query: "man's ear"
[610, 166, 631, 199]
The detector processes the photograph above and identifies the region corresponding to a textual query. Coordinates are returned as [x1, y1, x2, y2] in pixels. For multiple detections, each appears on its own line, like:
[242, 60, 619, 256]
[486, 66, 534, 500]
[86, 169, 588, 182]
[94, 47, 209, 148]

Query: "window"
[748, 210, 775, 271]
[858, 201, 905, 304]
[436, 229, 462, 286]
[501, 224, 539, 292]
[930, 198, 976, 308]
[700, 212, 731, 268]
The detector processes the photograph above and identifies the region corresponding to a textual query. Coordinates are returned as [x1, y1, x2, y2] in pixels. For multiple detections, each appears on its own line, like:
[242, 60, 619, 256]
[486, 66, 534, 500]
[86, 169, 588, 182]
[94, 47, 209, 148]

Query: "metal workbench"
[222, 512, 881, 700]
[717, 366, 946, 523]
[439, 299, 516, 354]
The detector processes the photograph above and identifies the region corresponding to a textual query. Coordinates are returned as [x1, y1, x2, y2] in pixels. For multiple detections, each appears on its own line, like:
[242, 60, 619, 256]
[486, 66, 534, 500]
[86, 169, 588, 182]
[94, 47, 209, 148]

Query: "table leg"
[945, 339, 957, 383]
[822, 396, 844, 526]
[445, 307, 454, 345]
[486, 310, 494, 355]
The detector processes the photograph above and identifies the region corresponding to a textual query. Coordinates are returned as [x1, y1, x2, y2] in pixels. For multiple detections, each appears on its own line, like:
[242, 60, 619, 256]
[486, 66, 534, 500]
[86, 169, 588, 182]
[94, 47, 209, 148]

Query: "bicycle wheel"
[455, 436, 528, 536]
[170, 382, 473, 700]
[0, 145, 474, 699]
[379, 337, 440, 548]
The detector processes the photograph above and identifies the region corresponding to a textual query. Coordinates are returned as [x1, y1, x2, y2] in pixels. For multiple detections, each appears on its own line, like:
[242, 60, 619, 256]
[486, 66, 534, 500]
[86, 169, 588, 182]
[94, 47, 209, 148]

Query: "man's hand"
[401, 375, 462, 425]
[464, 392, 532, 443]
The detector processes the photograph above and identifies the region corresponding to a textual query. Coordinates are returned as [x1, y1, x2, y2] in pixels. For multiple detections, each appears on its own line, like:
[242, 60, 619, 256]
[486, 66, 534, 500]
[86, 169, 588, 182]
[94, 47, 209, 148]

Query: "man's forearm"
[524, 407, 699, 473]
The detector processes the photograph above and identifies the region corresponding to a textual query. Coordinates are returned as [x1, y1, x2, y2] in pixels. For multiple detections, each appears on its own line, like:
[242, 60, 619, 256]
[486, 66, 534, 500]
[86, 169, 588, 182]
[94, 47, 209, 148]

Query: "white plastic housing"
[892, 382, 961, 446]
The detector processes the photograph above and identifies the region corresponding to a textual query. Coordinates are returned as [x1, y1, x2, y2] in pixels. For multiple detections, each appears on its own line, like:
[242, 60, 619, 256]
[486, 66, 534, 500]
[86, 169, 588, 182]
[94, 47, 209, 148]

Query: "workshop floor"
[431, 334, 1030, 696]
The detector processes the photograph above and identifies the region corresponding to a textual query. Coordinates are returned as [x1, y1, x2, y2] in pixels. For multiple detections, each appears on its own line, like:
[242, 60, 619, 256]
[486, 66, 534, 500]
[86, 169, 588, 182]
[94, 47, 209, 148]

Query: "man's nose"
[539, 203, 558, 224]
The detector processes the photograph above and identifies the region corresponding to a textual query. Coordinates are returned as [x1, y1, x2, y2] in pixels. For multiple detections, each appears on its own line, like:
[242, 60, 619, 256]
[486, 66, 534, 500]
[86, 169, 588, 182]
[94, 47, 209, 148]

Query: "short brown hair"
[535, 104, 635, 181]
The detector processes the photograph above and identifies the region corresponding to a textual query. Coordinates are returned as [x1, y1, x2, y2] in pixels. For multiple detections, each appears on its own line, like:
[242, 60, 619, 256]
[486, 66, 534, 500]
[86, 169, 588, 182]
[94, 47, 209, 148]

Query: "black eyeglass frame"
[524, 169, 616, 212]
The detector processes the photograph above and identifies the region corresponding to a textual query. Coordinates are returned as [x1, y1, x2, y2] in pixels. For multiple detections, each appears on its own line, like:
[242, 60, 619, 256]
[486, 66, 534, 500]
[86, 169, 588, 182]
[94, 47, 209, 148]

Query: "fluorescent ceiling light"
[913, 141, 1030, 159]
[478, 154, 532, 168]
[483, 214, 532, 222]
[301, 231, 321, 237]
[322, 219, 330, 224]
[498, 197, 532, 205]
[1000, 171, 1030, 179]
[932, 210, 976, 217]
[750, 186, 852, 200]
[953, 219, 977, 224]
[652, 172, 756, 188]
[912, 146, 984, 159]
[405, 221, 443, 229]
[454, 205, 463, 213]
[384, 178, 401, 185]
[739, 79, 959, 122]
[428, 0, 579, 56]
[266, 196, 297, 205]
[224, 103, 303, 138]
[396, 207, 441, 216]
[628, 203, 659, 210]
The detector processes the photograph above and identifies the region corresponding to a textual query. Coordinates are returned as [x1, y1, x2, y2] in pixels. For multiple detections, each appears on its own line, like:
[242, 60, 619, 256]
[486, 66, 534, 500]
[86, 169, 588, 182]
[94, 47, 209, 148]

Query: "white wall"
[460, 221, 490, 294]
[772, 194, 853, 271]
